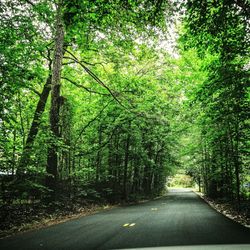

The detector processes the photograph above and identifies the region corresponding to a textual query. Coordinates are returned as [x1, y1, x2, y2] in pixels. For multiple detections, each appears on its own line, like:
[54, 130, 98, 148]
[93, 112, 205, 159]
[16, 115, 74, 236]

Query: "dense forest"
[0, 0, 249, 232]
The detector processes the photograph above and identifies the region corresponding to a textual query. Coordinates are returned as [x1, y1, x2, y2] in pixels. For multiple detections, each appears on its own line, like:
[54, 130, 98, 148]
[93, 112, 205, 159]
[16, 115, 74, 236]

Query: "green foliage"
[179, 0, 250, 209]
[0, 0, 180, 205]
[2, 0, 248, 215]
[168, 174, 195, 188]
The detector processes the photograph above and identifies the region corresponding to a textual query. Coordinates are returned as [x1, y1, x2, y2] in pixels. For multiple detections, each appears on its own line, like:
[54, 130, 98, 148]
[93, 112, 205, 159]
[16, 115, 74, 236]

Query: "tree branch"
[64, 49, 128, 110]
[61, 76, 109, 96]
[63, 56, 110, 67]
[75, 101, 112, 143]
[21, 0, 49, 21]
[234, 0, 250, 16]
[26, 86, 41, 96]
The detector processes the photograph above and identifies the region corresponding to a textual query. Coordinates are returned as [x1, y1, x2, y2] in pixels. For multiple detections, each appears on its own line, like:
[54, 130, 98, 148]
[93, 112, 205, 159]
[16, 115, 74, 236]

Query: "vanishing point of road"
[1, 189, 250, 250]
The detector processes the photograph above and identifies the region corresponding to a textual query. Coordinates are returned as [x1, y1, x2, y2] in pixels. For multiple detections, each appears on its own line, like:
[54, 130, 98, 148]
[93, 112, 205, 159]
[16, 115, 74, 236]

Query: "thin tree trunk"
[96, 124, 103, 183]
[227, 118, 241, 210]
[12, 129, 16, 176]
[123, 129, 130, 200]
[234, 116, 241, 211]
[17, 93, 26, 148]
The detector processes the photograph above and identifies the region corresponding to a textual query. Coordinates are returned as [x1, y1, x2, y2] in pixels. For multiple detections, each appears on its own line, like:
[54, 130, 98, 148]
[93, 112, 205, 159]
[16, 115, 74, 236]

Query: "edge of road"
[193, 189, 250, 229]
[0, 194, 166, 239]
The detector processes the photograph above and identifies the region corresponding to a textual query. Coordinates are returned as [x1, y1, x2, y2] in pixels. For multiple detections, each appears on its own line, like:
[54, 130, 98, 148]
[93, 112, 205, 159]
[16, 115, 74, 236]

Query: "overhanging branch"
[64, 49, 128, 110]
[75, 100, 112, 143]
[62, 76, 108, 96]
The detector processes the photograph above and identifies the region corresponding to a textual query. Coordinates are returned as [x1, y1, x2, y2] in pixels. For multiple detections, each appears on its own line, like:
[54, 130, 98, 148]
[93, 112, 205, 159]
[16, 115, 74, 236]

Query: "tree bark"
[233, 116, 241, 211]
[46, 2, 65, 200]
[123, 129, 130, 201]
[95, 124, 103, 183]
[17, 75, 51, 175]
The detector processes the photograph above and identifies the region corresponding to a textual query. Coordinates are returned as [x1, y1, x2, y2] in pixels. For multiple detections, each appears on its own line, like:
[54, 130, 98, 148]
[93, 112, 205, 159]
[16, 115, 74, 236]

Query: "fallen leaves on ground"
[0, 202, 115, 239]
[195, 191, 250, 228]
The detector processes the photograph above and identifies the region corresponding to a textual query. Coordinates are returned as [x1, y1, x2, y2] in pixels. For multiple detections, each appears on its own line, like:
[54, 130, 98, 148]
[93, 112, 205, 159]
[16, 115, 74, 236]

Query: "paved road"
[0, 189, 250, 250]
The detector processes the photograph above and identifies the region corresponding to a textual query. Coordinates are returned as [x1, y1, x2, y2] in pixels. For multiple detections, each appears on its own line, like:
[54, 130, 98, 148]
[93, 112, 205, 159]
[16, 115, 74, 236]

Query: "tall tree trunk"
[46, 2, 64, 200]
[132, 153, 139, 193]
[202, 139, 209, 195]
[12, 129, 16, 177]
[17, 75, 51, 175]
[234, 116, 241, 211]
[123, 129, 130, 200]
[95, 124, 103, 183]
[227, 116, 241, 210]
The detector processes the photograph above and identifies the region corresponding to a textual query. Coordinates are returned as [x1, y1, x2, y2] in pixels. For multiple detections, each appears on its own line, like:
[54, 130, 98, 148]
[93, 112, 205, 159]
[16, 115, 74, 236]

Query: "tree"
[180, 0, 250, 208]
[44, 0, 174, 199]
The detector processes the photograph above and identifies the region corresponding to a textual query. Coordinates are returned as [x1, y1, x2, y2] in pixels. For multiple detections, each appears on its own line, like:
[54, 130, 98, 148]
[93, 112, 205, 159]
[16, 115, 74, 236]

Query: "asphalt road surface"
[1, 189, 250, 250]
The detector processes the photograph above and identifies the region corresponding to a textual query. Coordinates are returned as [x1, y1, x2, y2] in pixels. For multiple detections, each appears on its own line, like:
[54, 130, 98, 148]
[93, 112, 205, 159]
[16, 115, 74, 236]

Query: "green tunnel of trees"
[0, 0, 249, 212]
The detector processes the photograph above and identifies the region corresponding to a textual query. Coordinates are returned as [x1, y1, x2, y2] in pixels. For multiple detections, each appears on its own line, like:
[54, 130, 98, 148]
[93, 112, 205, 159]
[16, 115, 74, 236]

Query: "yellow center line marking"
[151, 208, 158, 211]
[123, 223, 136, 227]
